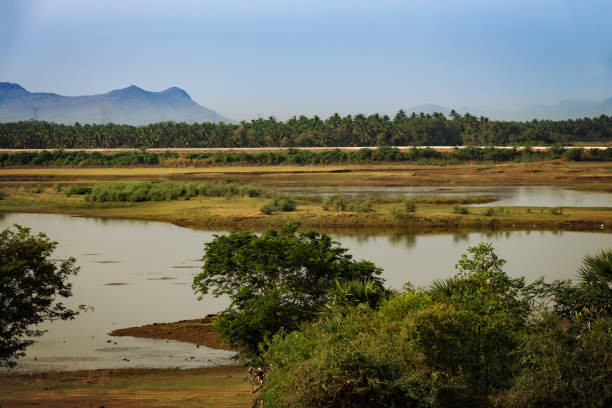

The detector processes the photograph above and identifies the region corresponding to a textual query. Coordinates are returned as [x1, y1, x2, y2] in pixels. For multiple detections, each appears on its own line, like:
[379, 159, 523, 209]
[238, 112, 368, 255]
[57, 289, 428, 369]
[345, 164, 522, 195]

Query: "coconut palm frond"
[578, 250, 612, 293]
[430, 277, 462, 298]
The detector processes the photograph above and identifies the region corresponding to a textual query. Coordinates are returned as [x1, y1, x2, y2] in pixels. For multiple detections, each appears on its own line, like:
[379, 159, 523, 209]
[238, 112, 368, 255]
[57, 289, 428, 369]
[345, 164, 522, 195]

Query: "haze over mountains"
[0, 83, 233, 125]
[1, 82, 611, 125]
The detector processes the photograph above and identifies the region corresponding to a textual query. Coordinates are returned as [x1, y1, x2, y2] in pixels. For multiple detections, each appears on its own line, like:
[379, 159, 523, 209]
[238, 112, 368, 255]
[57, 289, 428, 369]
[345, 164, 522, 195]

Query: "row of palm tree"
[1, 111, 611, 148]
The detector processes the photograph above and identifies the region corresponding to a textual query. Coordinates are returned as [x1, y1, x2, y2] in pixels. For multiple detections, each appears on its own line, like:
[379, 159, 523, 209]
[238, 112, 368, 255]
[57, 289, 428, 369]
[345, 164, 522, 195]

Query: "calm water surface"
[1, 213, 610, 372]
[278, 185, 612, 207]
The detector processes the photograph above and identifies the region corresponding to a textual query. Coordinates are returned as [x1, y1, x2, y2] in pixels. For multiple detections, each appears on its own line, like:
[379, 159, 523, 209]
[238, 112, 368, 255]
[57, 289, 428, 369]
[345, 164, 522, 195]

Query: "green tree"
[192, 223, 384, 359]
[260, 242, 533, 407]
[0, 225, 85, 368]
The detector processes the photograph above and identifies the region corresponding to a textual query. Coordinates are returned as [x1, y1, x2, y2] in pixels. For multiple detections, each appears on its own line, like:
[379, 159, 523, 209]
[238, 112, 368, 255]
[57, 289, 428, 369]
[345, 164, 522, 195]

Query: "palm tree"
[578, 250, 612, 292]
[577, 250, 612, 316]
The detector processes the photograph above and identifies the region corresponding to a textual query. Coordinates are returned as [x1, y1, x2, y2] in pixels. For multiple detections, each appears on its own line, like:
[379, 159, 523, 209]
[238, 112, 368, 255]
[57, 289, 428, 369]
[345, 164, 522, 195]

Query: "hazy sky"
[1, 0, 612, 121]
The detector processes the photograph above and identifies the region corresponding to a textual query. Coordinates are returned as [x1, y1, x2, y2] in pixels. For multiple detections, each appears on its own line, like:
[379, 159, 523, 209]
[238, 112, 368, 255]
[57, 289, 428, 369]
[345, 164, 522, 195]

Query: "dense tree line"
[1, 111, 611, 149]
[1, 145, 609, 167]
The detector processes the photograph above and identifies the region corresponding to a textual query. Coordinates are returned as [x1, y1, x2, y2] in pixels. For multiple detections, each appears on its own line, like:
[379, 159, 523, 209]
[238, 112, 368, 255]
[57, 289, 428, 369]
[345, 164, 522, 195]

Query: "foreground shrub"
[502, 315, 612, 408]
[261, 243, 532, 407]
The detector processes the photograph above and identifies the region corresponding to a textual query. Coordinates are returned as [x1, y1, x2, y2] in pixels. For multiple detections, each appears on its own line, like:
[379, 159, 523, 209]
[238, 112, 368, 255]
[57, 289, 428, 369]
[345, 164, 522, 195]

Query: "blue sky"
[1, 0, 611, 120]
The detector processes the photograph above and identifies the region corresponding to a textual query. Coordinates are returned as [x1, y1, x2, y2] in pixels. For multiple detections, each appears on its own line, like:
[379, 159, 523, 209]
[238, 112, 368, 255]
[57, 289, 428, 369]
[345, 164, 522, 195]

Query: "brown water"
[1, 212, 610, 372]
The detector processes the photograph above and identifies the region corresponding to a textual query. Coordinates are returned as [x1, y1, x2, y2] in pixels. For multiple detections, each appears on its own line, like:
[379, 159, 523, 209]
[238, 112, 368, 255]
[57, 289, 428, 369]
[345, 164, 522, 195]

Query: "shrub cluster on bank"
[321, 195, 373, 212]
[260, 195, 297, 214]
[86, 181, 265, 202]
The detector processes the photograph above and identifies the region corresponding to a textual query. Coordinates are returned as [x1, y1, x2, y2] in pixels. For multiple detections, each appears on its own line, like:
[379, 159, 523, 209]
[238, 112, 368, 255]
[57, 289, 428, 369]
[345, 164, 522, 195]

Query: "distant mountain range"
[0, 82, 233, 125]
[2, 82, 611, 124]
[407, 98, 612, 121]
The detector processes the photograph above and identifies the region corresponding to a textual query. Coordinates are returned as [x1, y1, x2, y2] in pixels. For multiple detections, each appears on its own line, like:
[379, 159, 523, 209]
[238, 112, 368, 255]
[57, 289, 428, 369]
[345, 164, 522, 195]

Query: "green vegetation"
[0, 145, 610, 167]
[321, 195, 373, 213]
[453, 204, 470, 214]
[256, 242, 612, 408]
[191, 224, 384, 360]
[0, 225, 85, 368]
[190, 228, 611, 407]
[2, 112, 612, 148]
[87, 181, 265, 202]
[550, 206, 564, 215]
[0, 149, 164, 166]
[65, 185, 92, 196]
[260, 195, 296, 214]
[404, 199, 417, 212]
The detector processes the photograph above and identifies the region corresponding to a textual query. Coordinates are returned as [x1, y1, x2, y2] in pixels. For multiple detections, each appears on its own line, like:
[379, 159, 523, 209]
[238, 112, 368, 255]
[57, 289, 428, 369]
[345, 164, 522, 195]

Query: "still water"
[278, 185, 612, 207]
[1, 213, 610, 372]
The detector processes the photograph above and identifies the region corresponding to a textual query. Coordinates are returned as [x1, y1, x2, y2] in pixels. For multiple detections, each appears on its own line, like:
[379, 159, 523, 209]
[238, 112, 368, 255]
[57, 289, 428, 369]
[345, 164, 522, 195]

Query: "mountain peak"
[107, 85, 148, 97]
[0, 82, 30, 99]
[161, 86, 191, 100]
[0, 83, 233, 125]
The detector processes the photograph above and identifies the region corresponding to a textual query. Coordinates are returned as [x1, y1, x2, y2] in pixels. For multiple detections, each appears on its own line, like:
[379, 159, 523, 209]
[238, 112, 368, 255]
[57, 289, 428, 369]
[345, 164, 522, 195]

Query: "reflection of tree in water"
[0, 213, 5, 222]
[353, 235, 372, 244]
[453, 233, 469, 243]
[388, 233, 416, 249]
[483, 231, 506, 240]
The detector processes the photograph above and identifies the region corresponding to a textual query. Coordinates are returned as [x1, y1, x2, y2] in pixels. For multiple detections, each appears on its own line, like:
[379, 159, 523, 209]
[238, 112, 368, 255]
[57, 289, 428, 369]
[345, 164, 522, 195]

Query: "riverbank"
[0, 186, 609, 233]
[110, 316, 232, 351]
[0, 365, 251, 408]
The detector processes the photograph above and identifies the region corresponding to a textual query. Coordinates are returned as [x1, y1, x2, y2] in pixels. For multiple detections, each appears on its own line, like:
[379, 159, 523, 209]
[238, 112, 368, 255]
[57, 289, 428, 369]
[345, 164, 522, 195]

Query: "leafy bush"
[261, 242, 533, 407]
[483, 206, 505, 216]
[502, 315, 612, 408]
[563, 148, 583, 161]
[453, 205, 470, 214]
[260, 195, 296, 214]
[404, 199, 417, 213]
[349, 199, 373, 213]
[65, 185, 92, 196]
[322, 194, 347, 211]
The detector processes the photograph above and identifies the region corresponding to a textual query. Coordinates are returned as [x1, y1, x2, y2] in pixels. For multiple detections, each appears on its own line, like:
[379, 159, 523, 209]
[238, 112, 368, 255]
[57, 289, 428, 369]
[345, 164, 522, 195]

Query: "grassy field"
[0, 183, 610, 233]
[0, 161, 610, 190]
[0, 160, 610, 233]
[0, 366, 251, 408]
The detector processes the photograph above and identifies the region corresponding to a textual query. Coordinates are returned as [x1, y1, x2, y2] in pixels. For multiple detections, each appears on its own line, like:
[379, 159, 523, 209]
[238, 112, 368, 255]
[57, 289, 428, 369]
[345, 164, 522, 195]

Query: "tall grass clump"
[87, 181, 266, 202]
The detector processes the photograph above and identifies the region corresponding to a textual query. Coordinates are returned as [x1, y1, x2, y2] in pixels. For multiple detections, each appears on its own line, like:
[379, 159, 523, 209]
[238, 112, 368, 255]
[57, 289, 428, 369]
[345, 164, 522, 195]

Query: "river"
[1, 212, 610, 372]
